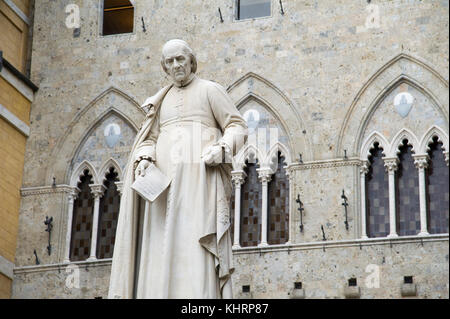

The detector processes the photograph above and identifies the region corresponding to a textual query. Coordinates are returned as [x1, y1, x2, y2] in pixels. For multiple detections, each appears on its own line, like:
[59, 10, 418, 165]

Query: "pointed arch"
[233, 143, 265, 171]
[388, 128, 419, 158]
[70, 160, 98, 186]
[266, 141, 292, 172]
[227, 72, 312, 161]
[337, 53, 449, 157]
[45, 87, 145, 185]
[99, 158, 123, 182]
[419, 125, 449, 155]
[360, 131, 390, 160]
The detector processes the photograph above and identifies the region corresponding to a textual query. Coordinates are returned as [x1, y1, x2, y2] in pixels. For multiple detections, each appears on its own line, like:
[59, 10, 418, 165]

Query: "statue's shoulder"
[142, 85, 172, 109]
[196, 78, 227, 94]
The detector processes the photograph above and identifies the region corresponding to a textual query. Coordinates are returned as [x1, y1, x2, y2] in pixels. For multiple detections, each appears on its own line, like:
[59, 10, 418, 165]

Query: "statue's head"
[161, 39, 197, 86]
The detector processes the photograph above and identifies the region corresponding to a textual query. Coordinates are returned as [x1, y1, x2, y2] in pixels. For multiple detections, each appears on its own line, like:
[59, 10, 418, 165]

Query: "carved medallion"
[394, 92, 414, 118]
[104, 123, 121, 148]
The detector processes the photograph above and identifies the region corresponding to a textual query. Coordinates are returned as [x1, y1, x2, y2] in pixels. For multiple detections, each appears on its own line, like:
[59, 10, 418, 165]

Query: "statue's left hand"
[202, 144, 223, 166]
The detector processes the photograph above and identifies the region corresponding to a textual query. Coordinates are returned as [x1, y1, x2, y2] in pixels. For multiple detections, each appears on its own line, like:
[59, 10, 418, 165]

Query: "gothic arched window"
[70, 170, 94, 261]
[426, 137, 449, 234]
[97, 167, 120, 259]
[267, 152, 289, 245]
[240, 160, 262, 247]
[396, 139, 420, 236]
[366, 143, 390, 238]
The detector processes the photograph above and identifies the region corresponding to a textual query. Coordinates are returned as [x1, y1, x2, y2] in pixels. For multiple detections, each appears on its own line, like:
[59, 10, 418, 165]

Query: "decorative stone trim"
[232, 234, 448, 255]
[14, 259, 112, 275]
[289, 158, 361, 171]
[0, 103, 30, 136]
[0, 64, 34, 102]
[21, 185, 76, 197]
[3, 0, 30, 25]
[0, 255, 14, 280]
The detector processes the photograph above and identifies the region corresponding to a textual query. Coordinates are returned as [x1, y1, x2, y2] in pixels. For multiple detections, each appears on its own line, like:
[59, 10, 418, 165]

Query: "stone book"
[131, 163, 171, 202]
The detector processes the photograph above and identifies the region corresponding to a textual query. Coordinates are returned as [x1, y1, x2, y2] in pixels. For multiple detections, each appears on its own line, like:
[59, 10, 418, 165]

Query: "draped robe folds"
[108, 77, 248, 299]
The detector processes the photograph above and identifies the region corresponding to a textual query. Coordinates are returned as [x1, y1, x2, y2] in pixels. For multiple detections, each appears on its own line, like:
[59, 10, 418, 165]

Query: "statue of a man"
[108, 39, 248, 299]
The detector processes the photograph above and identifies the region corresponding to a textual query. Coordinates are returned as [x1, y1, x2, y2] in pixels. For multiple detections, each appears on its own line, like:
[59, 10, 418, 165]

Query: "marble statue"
[108, 39, 248, 299]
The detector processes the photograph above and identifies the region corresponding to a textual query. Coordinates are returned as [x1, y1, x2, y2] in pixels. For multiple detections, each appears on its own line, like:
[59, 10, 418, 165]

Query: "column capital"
[68, 187, 80, 201]
[444, 151, 449, 166]
[383, 157, 399, 172]
[360, 160, 370, 175]
[413, 154, 429, 170]
[114, 181, 124, 196]
[90, 184, 106, 198]
[257, 169, 272, 183]
[231, 170, 246, 186]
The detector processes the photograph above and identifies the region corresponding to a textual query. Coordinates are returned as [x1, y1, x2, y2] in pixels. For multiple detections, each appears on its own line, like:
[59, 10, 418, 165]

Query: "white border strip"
[0, 255, 14, 280]
[3, 0, 30, 25]
[0, 65, 34, 102]
[0, 103, 30, 136]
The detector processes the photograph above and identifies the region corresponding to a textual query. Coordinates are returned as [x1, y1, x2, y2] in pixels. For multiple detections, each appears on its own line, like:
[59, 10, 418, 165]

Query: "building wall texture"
[11, 0, 449, 298]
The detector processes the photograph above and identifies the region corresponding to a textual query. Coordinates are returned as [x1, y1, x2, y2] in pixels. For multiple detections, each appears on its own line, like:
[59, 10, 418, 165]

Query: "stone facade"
[12, 0, 449, 298]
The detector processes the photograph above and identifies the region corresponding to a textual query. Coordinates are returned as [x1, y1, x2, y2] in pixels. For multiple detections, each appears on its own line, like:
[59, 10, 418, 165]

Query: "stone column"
[88, 184, 106, 261]
[285, 166, 295, 245]
[258, 169, 272, 247]
[360, 161, 369, 239]
[384, 158, 398, 238]
[63, 187, 79, 263]
[414, 154, 429, 236]
[231, 171, 246, 249]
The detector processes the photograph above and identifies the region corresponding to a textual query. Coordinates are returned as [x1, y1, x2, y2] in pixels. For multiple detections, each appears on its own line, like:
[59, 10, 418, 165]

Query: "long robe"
[108, 76, 248, 299]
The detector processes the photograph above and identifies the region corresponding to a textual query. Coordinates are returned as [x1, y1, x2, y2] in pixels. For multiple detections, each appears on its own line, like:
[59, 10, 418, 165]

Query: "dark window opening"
[237, 0, 271, 20]
[240, 160, 262, 247]
[70, 170, 94, 262]
[103, 0, 134, 36]
[294, 282, 302, 289]
[366, 143, 390, 238]
[242, 285, 251, 293]
[404, 276, 413, 284]
[426, 136, 449, 234]
[97, 167, 120, 259]
[348, 278, 357, 287]
[396, 139, 420, 236]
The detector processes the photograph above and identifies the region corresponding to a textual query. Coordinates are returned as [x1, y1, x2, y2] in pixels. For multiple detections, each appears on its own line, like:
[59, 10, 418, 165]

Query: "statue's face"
[162, 43, 192, 84]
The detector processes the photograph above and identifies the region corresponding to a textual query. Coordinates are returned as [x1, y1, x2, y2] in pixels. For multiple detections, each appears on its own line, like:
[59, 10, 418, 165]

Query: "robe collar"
[173, 74, 196, 88]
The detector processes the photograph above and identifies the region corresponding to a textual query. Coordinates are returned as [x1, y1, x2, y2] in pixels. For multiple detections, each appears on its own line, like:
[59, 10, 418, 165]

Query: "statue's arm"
[134, 107, 160, 165]
[207, 82, 248, 156]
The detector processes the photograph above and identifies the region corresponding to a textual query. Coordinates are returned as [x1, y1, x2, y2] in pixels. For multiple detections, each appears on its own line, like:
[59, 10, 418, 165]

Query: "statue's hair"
[161, 39, 198, 74]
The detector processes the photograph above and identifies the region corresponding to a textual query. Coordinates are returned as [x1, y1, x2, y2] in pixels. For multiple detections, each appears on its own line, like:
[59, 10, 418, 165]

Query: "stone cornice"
[20, 185, 78, 197]
[288, 158, 361, 171]
[13, 258, 113, 275]
[233, 234, 449, 255]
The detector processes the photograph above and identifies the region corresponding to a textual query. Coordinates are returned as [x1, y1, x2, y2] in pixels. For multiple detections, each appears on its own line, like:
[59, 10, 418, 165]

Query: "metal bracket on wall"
[33, 249, 40, 265]
[279, 0, 285, 15]
[218, 8, 224, 23]
[44, 216, 53, 255]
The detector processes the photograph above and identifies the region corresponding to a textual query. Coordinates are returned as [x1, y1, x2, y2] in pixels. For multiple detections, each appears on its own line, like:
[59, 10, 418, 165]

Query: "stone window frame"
[64, 158, 123, 263]
[233, 0, 273, 22]
[359, 126, 449, 239]
[231, 141, 294, 249]
[98, 0, 137, 38]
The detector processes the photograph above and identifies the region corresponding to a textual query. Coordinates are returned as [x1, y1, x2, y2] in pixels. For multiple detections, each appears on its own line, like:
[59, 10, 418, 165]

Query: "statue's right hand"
[135, 159, 151, 179]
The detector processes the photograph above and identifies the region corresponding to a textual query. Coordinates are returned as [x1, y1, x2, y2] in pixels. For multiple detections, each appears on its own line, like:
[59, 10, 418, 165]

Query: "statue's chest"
[159, 86, 211, 124]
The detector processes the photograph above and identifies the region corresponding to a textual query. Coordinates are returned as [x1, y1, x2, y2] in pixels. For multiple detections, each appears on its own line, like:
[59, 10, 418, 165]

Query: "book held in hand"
[131, 163, 171, 202]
